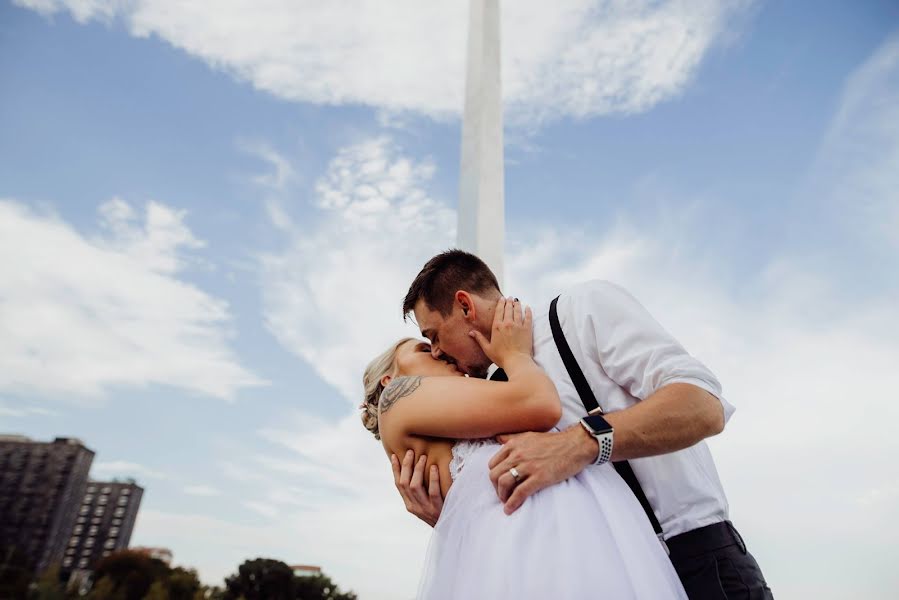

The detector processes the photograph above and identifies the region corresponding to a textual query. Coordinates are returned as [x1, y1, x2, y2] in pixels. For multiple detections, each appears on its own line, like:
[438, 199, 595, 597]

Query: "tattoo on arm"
[380, 376, 423, 415]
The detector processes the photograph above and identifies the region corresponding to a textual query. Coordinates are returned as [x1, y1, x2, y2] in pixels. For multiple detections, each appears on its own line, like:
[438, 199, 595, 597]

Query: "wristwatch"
[580, 414, 614, 466]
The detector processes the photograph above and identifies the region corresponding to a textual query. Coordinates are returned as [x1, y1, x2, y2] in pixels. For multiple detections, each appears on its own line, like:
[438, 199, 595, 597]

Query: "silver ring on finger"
[509, 467, 522, 483]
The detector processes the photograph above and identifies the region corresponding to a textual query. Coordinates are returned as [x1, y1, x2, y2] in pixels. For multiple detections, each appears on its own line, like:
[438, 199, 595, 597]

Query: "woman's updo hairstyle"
[361, 337, 417, 440]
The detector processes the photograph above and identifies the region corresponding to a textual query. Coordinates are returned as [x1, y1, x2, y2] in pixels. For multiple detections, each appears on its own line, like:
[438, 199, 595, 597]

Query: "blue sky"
[1, 1, 898, 598]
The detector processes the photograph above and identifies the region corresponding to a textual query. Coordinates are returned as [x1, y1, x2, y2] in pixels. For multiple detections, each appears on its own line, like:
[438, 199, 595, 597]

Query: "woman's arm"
[379, 363, 561, 440]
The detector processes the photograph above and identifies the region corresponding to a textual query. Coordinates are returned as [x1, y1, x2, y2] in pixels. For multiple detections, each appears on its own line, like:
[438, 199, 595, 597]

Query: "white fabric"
[417, 440, 687, 600]
[530, 280, 735, 538]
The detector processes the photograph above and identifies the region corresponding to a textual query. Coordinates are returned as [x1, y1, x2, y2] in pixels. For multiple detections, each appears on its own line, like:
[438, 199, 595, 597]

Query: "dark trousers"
[667, 521, 774, 600]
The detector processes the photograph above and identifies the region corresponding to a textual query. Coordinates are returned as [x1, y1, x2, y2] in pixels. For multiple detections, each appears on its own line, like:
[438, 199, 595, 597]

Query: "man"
[392, 249, 773, 598]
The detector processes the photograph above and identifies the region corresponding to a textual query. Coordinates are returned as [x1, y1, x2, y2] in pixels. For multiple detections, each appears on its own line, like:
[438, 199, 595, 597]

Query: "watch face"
[583, 414, 613, 435]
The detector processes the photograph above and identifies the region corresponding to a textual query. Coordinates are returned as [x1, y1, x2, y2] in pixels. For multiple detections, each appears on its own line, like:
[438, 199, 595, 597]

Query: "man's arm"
[603, 382, 724, 460]
[487, 282, 730, 513]
[487, 382, 724, 513]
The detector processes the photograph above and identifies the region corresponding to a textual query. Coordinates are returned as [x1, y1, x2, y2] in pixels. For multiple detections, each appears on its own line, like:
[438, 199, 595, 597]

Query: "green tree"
[198, 585, 225, 600]
[166, 567, 200, 600]
[30, 565, 65, 600]
[92, 551, 168, 600]
[85, 576, 125, 600]
[223, 559, 295, 600]
[294, 574, 356, 600]
[143, 581, 169, 600]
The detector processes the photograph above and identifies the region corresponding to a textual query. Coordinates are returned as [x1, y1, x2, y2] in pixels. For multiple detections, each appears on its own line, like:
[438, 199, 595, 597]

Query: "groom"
[392, 249, 773, 599]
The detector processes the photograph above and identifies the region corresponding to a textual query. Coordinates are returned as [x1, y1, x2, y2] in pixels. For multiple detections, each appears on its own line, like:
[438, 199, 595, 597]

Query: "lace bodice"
[449, 439, 494, 481]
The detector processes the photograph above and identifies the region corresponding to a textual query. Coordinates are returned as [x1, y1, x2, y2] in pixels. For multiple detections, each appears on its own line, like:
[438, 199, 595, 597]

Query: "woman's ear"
[380, 374, 392, 388]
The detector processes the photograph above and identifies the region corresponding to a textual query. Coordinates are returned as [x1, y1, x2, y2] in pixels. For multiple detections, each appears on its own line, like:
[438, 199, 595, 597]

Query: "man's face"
[413, 298, 491, 378]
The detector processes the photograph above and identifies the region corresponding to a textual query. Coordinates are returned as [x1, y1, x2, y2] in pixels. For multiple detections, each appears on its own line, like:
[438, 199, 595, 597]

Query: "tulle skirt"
[417, 442, 687, 599]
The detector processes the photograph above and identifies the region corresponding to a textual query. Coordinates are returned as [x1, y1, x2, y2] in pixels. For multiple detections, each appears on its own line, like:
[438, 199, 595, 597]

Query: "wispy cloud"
[14, 0, 751, 125]
[0, 402, 60, 418]
[238, 140, 298, 193]
[93, 460, 168, 481]
[260, 136, 452, 402]
[183, 485, 222, 497]
[813, 32, 899, 248]
[0, 198, 265, 402]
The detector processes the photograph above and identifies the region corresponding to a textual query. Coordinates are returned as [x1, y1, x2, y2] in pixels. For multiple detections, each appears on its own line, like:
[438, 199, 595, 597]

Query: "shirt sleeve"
[574, 281, 735, 423]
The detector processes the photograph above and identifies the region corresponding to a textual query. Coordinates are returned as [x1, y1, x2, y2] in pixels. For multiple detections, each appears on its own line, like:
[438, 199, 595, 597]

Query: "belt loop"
[727, 521, 747, 554]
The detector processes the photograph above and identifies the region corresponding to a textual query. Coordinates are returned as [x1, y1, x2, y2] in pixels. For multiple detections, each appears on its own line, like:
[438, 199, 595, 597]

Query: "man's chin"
[465, 365, 490, 379]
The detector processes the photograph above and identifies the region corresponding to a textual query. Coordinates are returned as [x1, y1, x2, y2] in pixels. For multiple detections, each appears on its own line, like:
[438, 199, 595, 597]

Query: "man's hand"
[391, 450, 444, 527]
[487, 426, 598, 515]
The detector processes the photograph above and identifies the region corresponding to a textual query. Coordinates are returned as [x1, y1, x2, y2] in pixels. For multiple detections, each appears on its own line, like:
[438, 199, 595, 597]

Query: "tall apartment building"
[0, 435, 95, 574]
[62, 480, 143, 576]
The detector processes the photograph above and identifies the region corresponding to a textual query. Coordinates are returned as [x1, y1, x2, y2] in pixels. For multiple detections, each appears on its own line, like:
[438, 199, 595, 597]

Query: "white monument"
[458, 0, 504, 285]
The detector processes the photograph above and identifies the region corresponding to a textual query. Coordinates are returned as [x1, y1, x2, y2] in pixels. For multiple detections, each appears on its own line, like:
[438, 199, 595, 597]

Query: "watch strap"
[580, 419, 613, 465]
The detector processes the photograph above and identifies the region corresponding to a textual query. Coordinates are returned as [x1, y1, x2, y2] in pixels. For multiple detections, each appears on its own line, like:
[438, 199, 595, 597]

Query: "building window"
[101, 487, 111, 494]
[65, 548, 75, 556]
[79, 506, 89, 515]
[102, 551, 111, 558]
[87, 486, 96, 493]
[109, 527, 119, 536]
[76, 516, 86, 524]
[117, 497, 128, 506]
[104, 539, 116, 549]
[121, 489, 131, 496]
[98, 496, 108, 505]
[85, 538, 94, 548]
[84, 495, 93, 504]
[94, 507, 105, 516]
[111, 519, 122, 526]
[88, 526, 98, 535]
[63, 558, 72, 567]
[73, 525, 83, 534]
[69, 537, 79, 547]
[78, 559, 88, 568]
[113, 508, 125, 517]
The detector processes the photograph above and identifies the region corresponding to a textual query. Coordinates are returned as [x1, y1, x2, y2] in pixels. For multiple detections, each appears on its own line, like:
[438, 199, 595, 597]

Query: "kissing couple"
[361, 250, 774, 599]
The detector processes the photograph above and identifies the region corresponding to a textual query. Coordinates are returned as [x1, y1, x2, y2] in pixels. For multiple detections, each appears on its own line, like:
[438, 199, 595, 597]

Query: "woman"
[361, 297, 687, 599]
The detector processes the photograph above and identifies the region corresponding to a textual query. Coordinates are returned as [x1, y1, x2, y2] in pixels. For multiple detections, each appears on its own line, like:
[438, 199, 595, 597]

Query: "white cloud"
[183, 485, 222, 497]
[238, 140, 298, 193]
[0, 402, 60, 417]
[260, 137, 453, 402]
[93, 460, 167, 481]
[242, 500, 279, 519]
[15, 0, 750, 124]
[813, 33, 899, 247]
[0, 199, 264, 401]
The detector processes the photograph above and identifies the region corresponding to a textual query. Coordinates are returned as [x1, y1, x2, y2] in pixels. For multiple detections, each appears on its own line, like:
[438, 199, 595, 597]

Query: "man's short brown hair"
[403, 249, 501, 319]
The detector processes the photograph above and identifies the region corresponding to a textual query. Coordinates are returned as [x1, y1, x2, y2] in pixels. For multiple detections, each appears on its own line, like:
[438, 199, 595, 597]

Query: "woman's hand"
[470, 297, 533, 369]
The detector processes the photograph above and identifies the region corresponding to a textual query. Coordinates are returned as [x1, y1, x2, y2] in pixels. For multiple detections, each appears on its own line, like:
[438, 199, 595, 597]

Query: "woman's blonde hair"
[361, 337, 417, 440]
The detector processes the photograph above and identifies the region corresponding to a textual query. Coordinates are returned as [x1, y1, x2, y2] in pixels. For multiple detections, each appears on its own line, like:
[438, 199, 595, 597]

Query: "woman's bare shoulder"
[379, 375, 424, 417]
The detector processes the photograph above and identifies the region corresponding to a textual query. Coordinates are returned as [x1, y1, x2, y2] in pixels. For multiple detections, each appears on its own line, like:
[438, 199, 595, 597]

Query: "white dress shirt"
[529, 280, 735, 538]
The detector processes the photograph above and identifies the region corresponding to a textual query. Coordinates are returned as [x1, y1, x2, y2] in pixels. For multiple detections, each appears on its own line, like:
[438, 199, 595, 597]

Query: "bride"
[361, 297, 687, 599]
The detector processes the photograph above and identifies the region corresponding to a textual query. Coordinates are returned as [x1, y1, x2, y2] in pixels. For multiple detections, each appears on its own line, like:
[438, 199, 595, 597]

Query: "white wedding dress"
[416, 439, 688, 599]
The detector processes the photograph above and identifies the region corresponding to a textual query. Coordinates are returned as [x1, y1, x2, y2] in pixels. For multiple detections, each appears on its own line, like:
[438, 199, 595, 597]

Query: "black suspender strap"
[549, 296, 665, 539]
